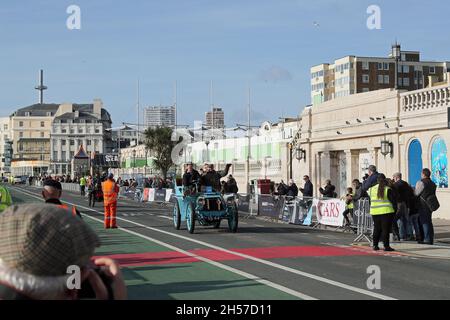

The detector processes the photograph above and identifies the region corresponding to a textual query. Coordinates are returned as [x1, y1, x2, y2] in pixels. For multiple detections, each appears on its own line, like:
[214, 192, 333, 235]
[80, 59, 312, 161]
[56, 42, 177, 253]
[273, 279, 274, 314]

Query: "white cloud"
[259, 66, 293, 83]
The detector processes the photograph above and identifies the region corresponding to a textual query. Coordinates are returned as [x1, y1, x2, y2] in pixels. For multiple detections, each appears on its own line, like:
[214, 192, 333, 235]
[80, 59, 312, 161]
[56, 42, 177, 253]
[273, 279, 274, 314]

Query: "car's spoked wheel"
[173, 202, 181, 230]
[186, 202, 196, 234]
[228, 204, 238, 233]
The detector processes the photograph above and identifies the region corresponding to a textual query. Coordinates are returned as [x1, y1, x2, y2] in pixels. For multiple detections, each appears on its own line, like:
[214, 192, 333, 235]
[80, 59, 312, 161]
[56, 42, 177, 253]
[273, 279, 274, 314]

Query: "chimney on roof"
[93, 99, 102, 118]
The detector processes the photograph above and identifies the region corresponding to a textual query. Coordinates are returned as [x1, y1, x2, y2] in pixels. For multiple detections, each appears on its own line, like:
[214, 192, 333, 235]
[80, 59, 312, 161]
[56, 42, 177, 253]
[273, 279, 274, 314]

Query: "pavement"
[5, 184, 450, 300]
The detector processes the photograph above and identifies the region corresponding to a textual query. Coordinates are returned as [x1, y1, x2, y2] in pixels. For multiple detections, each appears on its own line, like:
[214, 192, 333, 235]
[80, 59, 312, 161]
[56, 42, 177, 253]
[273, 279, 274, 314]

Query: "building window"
[362, 61, 369, 70]
[25, 112, 31, 117]
[3, 124, 8, 130]
[403, 78, 410, 86]
[87, 140, 92, 146]
[19, 132, 23, 138]
[62, 151, 66, 161]
[403, 65, 410, 73]
[378, 63, 383, 71]
[384, 75, 390, 84]
[70, 140, 75, 146]
[398, 78, 403, 86]
[429, 66, 436, 74]
[362, 75, 370, 83]
[378, 75, 384, 84]
[70, 152, 74, 159]
[62, 129, 67, 133]
[53, 152, 58, 161]
[95, 129, 100, 134]
[19, 121, 23, 127]
[46, 112, 52, 117]
[383, 63, 390, 70]
[61, 140, 66, 146]
[40, 132, 44, 138]
[40, 121, 45, 127]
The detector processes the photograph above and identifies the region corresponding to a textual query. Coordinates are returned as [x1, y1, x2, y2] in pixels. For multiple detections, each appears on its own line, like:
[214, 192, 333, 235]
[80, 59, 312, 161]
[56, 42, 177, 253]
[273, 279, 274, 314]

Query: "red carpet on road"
[96, 246, 375, 267]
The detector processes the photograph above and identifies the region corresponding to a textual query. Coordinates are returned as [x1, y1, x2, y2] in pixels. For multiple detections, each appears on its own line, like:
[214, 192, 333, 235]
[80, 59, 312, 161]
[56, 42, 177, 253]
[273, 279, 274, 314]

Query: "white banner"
[313, 199, 346, 227]
[165, 189, 173, 202]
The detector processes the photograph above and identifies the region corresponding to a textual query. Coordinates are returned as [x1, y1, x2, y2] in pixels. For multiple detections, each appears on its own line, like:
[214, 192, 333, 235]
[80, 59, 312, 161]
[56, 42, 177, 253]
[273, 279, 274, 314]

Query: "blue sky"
[1, 0, 449, 127]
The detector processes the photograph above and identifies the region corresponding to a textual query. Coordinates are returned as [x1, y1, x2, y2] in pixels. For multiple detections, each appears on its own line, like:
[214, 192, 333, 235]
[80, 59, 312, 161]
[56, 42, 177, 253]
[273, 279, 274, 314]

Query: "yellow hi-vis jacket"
[368, 184, 395, 215]
[0, 186, 13, 213]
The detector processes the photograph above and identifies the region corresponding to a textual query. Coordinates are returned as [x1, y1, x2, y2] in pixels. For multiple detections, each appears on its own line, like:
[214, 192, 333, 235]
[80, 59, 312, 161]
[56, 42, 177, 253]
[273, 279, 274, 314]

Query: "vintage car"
[173, 181, 238, 234]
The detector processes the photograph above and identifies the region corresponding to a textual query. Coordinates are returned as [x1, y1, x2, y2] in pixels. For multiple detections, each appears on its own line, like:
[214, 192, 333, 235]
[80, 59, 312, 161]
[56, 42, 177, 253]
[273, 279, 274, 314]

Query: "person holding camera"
[0, 204, 127, 300]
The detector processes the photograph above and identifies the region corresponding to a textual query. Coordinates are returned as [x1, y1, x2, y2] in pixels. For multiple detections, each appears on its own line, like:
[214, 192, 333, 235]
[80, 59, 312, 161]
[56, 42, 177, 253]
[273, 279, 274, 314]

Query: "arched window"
[431, 137, 448, 188]
[408, 139, 423, 187]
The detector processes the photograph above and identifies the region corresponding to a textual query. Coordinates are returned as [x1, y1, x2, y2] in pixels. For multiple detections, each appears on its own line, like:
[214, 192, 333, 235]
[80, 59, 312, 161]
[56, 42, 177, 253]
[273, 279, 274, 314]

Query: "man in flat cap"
[0, 204, 127, 300]
[42, 179, 82, 218]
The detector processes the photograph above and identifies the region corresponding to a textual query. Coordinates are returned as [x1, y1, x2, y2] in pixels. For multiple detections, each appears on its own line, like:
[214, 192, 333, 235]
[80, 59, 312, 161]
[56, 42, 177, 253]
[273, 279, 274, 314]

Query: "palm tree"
[144, 127, 179, 179]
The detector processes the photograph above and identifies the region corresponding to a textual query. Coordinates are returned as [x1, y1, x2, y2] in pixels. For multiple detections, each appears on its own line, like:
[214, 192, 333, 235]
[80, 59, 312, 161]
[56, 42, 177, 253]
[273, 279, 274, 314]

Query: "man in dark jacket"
[393, 173, 415, 240]
[200, 164, 232, 192]
[286, 179, 299, 198]
[300, 175, 313, 197]
[362, 165, 381, 192]
[183, 163, 201, 188]
[319, 180, 336, 198]
[224, 175, 239, 194]
[414, 168, 437, 245]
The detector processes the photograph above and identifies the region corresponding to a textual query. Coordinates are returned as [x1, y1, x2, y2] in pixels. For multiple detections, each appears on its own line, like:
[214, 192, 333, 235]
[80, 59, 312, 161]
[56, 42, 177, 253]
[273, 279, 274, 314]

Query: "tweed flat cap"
[0, 204, 100, 277]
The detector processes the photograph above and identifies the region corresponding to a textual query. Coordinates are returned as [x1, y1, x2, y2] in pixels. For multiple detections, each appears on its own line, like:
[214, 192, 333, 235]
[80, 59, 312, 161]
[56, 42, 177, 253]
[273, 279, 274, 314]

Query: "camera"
[78, 267, 114, 300]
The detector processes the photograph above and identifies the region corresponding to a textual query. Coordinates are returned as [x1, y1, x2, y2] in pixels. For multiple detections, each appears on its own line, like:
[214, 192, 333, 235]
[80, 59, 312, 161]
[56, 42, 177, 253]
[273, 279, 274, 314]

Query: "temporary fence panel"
[353, 198, 373, 243]
[237, 194, 251, 214]
[258, 195, 285, 219]
[287, 197, 314, 225]
[154, 189, 166, 202]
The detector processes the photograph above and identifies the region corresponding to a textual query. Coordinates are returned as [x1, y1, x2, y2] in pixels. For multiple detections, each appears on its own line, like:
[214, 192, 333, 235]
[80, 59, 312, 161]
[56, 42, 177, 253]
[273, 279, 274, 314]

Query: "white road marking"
[12, 187, 315, 300]
[14, 187, 397, 300]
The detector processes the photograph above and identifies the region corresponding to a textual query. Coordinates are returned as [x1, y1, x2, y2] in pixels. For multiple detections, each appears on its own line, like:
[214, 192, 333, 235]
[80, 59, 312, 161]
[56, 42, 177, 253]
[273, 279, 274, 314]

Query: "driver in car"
[182, 162, 200, 189]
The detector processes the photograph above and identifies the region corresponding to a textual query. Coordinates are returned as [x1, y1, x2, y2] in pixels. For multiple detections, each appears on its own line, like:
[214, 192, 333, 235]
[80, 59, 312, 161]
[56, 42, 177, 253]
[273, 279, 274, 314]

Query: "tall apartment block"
[143, 105, 176, 128]
[205, 107, 225, 129]
[311, 44, 450, 105]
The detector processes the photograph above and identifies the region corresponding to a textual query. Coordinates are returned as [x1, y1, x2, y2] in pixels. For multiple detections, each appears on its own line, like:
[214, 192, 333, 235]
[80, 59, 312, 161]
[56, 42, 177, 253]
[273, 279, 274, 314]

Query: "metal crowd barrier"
[353, 198, 373, 243]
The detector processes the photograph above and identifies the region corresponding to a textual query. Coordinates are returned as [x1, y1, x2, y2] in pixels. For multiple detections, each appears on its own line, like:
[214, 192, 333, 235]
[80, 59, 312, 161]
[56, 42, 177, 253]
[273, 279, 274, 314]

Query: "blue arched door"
[408, 139, 423, 187]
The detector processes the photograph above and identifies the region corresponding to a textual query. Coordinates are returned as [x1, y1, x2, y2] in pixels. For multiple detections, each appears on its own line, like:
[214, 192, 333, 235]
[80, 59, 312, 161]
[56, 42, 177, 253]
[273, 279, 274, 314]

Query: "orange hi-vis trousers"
[104, 201, 117, 228]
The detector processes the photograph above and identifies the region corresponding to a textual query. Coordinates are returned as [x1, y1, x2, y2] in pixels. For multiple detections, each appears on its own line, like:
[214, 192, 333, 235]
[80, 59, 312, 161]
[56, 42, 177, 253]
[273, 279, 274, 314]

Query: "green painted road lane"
[6, 186, 299, 300]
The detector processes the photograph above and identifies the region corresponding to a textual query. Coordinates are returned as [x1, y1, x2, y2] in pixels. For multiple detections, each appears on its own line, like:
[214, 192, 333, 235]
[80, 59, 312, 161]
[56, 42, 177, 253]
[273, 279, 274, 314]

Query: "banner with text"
[313, 199, 346, 227]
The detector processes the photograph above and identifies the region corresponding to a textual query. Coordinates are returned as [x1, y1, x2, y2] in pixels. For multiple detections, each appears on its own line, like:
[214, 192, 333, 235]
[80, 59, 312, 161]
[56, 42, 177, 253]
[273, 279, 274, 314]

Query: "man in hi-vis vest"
[102, 173, 120, 229]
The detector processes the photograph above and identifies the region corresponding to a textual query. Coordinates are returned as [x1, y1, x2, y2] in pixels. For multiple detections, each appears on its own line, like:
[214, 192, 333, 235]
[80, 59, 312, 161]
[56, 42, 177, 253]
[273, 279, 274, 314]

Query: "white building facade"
[0, 117, 12, 176]
[50, 99, 113, 175]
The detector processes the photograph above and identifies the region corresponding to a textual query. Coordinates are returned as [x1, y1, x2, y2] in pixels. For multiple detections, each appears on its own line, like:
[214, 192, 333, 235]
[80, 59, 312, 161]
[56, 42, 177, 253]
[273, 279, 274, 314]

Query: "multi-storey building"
[110, 125, 141, 149]
[0, 117, 12, 176]
[143, 105, 176, 128]
[205, 107, 225, 129]
[311, 44, 450, 105]
[50, 99, 113, 175]
[9, 104, 58, 176]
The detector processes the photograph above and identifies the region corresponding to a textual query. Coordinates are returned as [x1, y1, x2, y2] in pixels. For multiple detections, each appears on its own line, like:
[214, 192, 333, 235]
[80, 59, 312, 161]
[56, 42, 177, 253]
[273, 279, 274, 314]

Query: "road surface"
[6, 185, 450, 300]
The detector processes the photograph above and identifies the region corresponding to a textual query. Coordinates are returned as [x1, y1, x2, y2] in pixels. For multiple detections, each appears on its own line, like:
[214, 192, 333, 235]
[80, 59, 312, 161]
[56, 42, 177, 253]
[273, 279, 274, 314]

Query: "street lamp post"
[392, 43, 401, 90]
[132, 149, 136, 179]
[205, 139, 210, 163]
